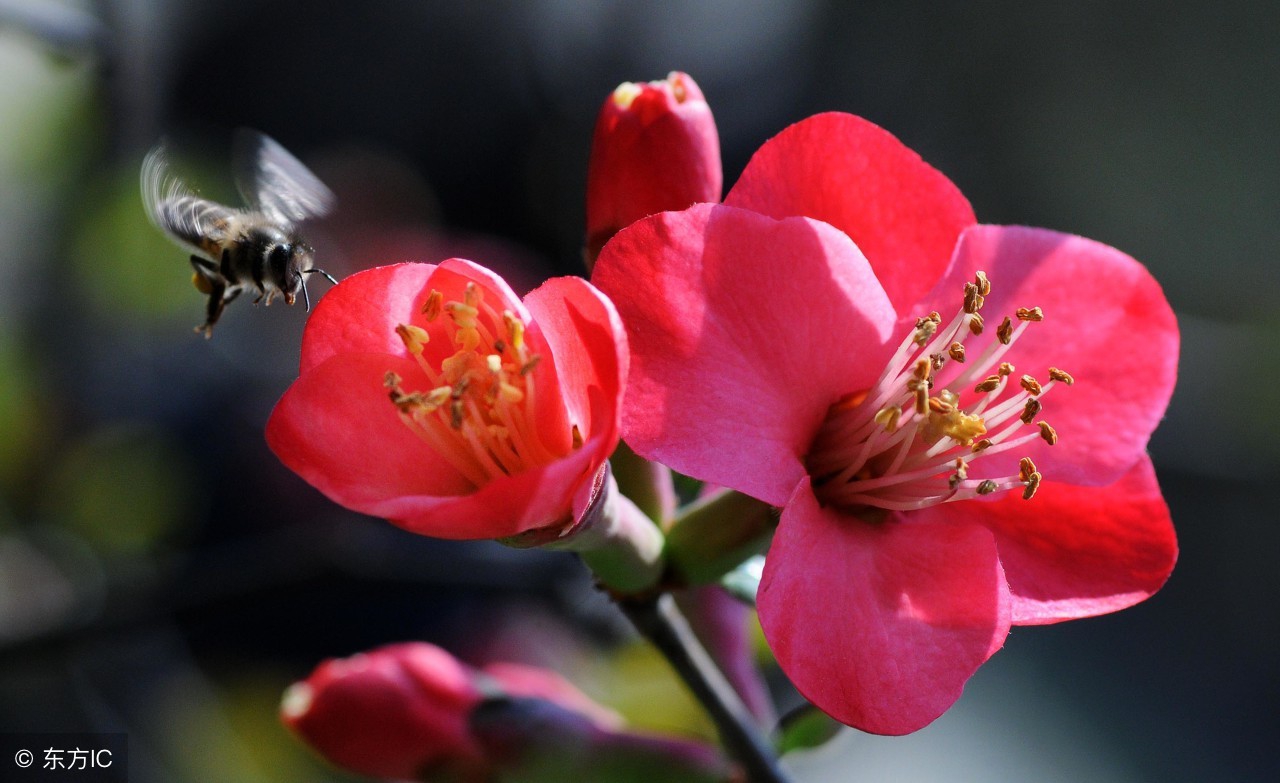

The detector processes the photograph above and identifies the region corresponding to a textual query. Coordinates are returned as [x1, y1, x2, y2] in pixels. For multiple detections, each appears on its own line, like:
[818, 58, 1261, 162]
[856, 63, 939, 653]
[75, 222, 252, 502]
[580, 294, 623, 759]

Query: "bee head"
[269, 242, 314, 306]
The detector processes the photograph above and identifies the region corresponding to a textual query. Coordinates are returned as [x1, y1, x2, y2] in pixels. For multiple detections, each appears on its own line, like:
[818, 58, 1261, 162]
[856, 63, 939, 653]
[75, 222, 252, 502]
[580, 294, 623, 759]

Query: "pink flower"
[585, 71, 722, 268]
[592, 112, 1179, 734]
[267, 259, 627, 539]
[281, 642, 620, 781]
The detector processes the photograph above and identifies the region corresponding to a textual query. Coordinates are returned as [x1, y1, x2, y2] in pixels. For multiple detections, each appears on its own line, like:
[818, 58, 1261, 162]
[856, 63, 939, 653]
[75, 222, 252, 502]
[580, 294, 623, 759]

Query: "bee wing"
[140, 142, 215, 257]
[233, 129, 335, 226]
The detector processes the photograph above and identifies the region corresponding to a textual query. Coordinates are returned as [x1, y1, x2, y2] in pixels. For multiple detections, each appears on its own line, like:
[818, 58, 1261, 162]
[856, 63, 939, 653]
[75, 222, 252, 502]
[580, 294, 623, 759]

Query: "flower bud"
[585, 71, 722, 269]
[281, 643, 486, 781]
[282, 642, 627, 781]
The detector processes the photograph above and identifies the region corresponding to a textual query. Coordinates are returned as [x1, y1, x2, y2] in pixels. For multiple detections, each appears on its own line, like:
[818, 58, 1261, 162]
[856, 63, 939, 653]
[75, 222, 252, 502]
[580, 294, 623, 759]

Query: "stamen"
[806, 272, 1068, 513]
[381, 284, 577, 491]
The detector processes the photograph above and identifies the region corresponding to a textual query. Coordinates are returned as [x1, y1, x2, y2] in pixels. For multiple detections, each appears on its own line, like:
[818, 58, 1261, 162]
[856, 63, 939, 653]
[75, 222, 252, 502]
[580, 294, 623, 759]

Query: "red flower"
[585, 71, 722, 268]
[281, 642, 620, 781]
[592, 113, 1178, 734]
[267, 259, 627, 539]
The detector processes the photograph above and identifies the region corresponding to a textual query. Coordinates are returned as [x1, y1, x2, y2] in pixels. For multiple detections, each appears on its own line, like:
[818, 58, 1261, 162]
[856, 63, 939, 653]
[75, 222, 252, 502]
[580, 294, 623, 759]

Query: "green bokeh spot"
[43, 422, 194, 553]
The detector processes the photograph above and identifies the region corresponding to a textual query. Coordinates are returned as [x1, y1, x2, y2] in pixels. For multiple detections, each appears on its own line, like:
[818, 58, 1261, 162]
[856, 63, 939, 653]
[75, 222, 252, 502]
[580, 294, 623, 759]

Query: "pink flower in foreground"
[281, 642, 620, 781]
[267, 259, 627, 539]
[585, 71, 722, 268]
[592, 113, 1179, 734]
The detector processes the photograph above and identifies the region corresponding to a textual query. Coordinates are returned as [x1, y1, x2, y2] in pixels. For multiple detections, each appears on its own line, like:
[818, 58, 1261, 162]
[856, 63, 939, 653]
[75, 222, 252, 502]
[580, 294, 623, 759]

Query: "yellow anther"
[913, 357, 932, 381]
[914, 385, 929, 415]
[1048, 367, 1075, 385]
[503, 311, 526, 351]
[1020, 398, 1042, 424]
[1016, 306, 1044, 322]
[968, 313, 985, 335]
[913, 312, 941, 345]
[948, 342, 966, 362]
[396, 323, 431, 354]
[948, 458, 969, 489]
[486, 354, 503, 373]
[873, 405, 902, 432]
[1020, 375, 1043, 396]
[928, 396, 953, 414]
[977, 480, 999, 495]
[998, 362, 1016, 377]
[972, 438, 993, 452]
[519, 355, 542, 376]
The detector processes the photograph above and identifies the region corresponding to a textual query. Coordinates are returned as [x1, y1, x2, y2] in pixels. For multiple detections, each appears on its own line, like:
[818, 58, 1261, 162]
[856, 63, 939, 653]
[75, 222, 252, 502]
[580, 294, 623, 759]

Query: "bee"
[141, 129, 338, 337]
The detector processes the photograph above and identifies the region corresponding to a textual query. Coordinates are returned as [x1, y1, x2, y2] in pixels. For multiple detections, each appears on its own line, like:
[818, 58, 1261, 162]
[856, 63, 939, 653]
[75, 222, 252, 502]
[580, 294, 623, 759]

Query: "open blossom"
[281, 642, 621, 781]
[585, 71, 722, 269]
[267, 258, 627, 539]
[592, 112, 1178, 734]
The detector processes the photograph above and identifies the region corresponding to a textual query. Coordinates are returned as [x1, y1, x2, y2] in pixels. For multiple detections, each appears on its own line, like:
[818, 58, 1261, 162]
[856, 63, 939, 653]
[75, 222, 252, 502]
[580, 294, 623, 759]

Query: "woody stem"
[618, 593, 792, 783]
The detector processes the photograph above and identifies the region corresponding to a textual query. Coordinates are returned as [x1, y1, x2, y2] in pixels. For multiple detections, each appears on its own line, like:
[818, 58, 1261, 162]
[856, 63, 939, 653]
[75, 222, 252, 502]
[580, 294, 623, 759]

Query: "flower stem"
[618, 593, 792, 783]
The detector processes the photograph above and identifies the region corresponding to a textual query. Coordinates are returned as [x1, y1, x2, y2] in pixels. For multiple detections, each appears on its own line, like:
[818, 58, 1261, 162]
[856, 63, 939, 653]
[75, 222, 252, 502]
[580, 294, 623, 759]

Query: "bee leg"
[189, 255, 219, 295]
[197, 279, 229, 339]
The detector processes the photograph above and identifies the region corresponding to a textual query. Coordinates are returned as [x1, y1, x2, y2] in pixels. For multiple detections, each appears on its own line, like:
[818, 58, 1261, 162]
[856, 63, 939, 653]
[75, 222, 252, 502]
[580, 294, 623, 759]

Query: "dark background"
[0, 1, 1274, 781]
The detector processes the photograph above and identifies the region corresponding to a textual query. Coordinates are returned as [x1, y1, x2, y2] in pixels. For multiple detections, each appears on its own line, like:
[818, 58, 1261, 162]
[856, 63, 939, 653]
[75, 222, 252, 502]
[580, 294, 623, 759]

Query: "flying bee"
[141, 129, 338, 337]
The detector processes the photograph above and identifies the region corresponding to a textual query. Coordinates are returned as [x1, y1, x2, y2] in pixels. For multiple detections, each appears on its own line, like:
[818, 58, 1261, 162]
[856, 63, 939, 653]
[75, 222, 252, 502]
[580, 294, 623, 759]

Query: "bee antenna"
[305, 268, 339, 286]
[301, 279, 312, 312]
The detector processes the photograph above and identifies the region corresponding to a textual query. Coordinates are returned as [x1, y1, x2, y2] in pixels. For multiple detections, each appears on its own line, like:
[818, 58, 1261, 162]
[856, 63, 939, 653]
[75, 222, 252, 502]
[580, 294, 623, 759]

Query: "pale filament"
[808, 272, 1067, 512]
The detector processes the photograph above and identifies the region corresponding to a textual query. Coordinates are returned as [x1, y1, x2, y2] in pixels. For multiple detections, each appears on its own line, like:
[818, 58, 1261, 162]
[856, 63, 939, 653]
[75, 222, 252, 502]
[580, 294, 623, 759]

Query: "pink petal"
[919, 224, 1179, 485]
[757, 479, 1011, 735]
[591, 203, 897, 507]
[300, 260, 529, 374]
[919, 457, 1176, 625]
[267, 352, 474, 504]
[523, 276, 629, 462]
[269, 344, 605, 539]
[725, 112, 976, 313]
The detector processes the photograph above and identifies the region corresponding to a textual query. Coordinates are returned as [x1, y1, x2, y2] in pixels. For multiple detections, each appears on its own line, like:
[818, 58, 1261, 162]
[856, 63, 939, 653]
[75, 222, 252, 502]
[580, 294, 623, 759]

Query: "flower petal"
[268, 351, 474, 504]
[300, 260, 529, 374]
[919, 225, 1179, 485]
[757, 479, 1011, 735]
[523, 276, 628, 464]
[592, 203, 896, 507]
[725, 112, 976, 313]
[917, 457, 1176, 625]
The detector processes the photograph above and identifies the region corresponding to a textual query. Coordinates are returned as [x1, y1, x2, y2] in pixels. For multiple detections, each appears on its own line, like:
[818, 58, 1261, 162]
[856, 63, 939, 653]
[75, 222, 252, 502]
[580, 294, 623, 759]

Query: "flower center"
[806, 271, 1071, 513]
[384, 282, 578, 490]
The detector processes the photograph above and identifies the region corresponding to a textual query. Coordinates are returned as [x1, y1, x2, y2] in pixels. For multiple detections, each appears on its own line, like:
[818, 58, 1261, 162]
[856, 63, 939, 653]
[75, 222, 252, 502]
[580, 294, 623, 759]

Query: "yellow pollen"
[396, 323, 431, 354]
[804, 271, 1071, 514]
[382, 285, 574, 491]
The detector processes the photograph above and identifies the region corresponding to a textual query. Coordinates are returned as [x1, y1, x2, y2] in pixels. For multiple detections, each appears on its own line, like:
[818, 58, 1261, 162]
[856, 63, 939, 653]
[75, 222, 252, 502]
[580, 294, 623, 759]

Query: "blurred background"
[0, 1, 1274, 781]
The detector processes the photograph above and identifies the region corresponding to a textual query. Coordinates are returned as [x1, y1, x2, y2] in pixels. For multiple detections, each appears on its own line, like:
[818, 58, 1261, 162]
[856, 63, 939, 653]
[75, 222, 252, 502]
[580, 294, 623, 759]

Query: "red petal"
[725, 112, 976, 313]
[918, 225, 1179, 485]
[300, 259, 528, 374]
[757, 480, 1011, 735]
[919, 457, 1177, 625]
[268, 352, 475, 503]
[523, 276, 628, 463]
[592, 203, 897, 507]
